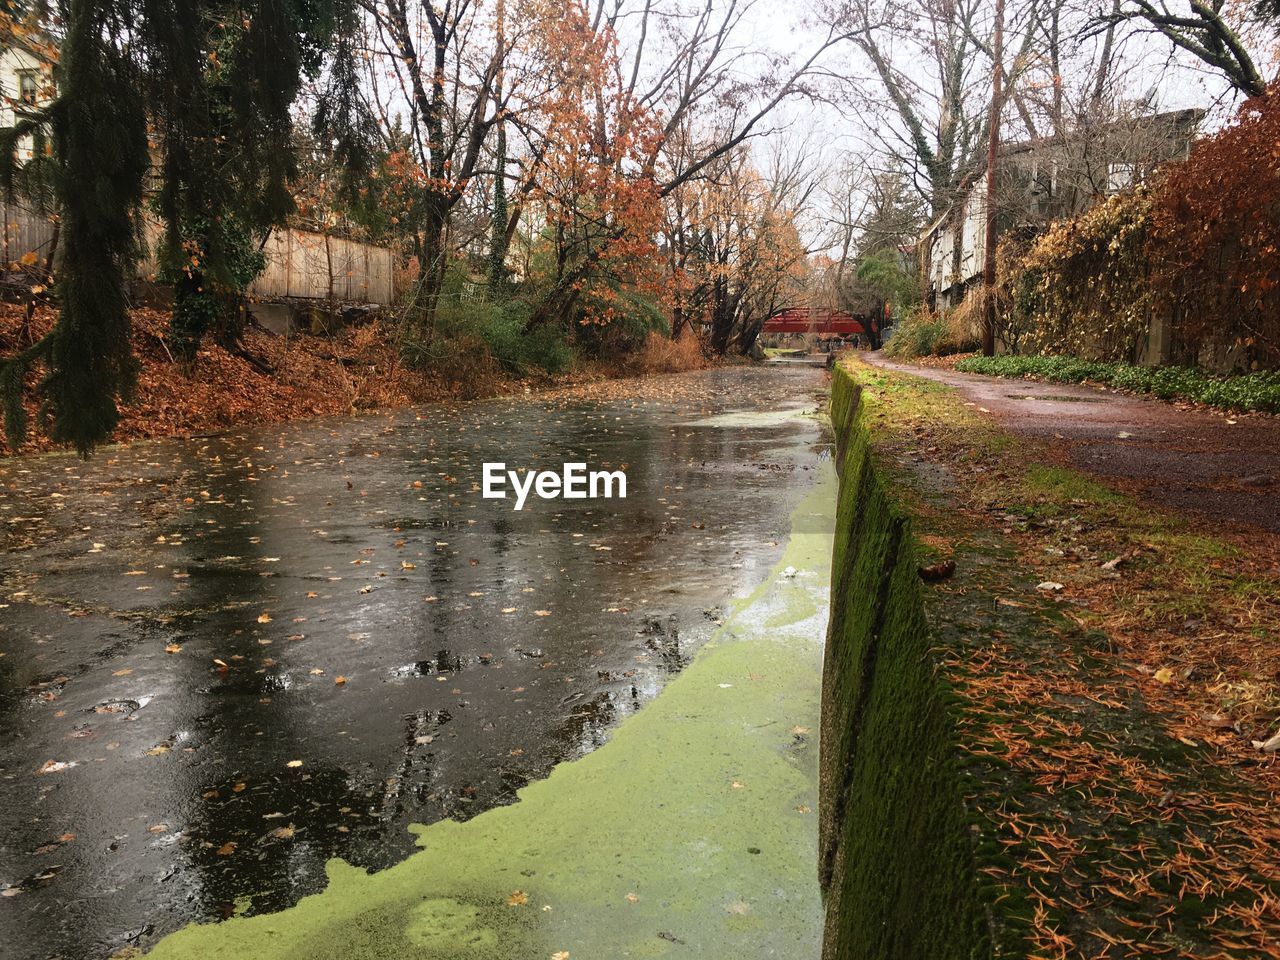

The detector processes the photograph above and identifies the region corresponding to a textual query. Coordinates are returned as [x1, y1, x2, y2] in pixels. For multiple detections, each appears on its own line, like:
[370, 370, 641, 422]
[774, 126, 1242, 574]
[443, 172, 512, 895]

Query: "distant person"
[852, 333, 862, 350]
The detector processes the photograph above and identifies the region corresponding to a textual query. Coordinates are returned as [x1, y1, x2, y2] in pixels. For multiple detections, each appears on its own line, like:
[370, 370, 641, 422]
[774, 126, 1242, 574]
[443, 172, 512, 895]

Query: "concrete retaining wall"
[819, 364, 991, 960]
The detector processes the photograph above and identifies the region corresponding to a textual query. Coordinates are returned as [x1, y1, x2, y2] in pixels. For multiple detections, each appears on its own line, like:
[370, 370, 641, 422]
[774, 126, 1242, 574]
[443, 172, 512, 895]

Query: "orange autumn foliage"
[523, 0, 667, 327]
[1148, 91, 1280, 365]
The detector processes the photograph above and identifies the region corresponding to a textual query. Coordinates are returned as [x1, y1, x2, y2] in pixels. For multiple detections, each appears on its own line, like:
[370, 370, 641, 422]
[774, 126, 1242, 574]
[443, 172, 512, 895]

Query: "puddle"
[1006, 393, 1108, 403]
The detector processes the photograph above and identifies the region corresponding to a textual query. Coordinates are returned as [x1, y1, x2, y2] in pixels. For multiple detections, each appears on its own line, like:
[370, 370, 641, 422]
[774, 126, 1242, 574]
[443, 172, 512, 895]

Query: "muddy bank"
[0, 305, 707, 457]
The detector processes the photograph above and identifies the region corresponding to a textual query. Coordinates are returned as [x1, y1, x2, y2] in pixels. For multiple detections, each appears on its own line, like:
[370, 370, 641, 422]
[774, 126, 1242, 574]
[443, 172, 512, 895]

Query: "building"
[1, 29, 55, 163]
[920, 109, 1201, 309]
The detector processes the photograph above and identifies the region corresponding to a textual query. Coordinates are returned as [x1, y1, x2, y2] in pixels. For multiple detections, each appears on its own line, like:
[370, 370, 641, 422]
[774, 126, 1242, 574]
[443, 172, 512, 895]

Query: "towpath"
[864, 354, 1280, 533]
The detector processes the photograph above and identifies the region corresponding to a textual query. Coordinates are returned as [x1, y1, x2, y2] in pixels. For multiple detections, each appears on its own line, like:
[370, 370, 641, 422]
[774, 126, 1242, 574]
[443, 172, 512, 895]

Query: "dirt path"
[864, 353, 1280, 533]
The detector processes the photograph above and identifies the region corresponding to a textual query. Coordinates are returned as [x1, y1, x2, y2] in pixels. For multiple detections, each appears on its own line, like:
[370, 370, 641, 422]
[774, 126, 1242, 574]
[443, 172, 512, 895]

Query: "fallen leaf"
[286, 760, 303, 768]
[507, 890, 528, 906]
[1252, 728, 1280, 752]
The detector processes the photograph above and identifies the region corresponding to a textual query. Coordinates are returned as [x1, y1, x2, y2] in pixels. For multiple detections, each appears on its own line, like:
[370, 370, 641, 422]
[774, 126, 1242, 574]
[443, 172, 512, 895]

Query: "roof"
[919, 108, 1204, 243]
[762, 307, 877, 336]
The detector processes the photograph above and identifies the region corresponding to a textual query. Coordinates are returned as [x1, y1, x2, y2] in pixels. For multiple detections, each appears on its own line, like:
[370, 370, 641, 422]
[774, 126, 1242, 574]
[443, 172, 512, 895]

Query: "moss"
[818, 365, 991, 960]
[1022, 465, 1124, 505]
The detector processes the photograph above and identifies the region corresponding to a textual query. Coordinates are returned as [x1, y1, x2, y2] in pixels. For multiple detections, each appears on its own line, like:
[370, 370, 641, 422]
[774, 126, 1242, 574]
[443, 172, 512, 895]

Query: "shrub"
[1148, 93, 1280, 368]
[633, 330, 708, 373]
[997, 190, 1153, 362]
[884, 308, 949, 358]
[400, 266, 574, 377]
[943, 290, 992, 353]
[884, 300, 984, 359]
[571, 289, 668, 359]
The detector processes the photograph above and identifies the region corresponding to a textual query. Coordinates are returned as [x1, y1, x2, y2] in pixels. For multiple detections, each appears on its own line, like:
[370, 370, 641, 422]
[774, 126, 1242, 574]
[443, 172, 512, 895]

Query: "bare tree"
[1094, 0, 1268, 98]
[359, 0, 506, 333]
[524, 0, 842, 327]
[662, 138, 816, 354]
[824, 0, 994, 216]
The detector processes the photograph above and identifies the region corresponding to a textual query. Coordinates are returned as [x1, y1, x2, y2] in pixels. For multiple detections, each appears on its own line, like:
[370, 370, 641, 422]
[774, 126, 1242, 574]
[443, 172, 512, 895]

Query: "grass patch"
[955, 354, 1280, 413]
[1022, 464, 1125, 505]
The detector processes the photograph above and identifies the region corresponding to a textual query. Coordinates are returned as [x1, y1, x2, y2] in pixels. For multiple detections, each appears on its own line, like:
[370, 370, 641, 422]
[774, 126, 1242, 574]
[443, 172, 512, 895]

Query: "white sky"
[604, 0, 1271, 249]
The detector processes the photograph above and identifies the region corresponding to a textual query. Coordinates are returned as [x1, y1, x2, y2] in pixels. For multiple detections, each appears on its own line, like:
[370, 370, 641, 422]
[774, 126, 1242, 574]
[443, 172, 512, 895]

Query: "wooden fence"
[2, 198, 58, 269]
[243, 228, 395, 303]
[3, 201, 396, 305]
[139, 221, 396, 304]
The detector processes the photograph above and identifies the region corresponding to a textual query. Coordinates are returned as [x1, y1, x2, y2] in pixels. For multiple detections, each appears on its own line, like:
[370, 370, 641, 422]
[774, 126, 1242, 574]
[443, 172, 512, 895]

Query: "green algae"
[146, 465, 838, 960]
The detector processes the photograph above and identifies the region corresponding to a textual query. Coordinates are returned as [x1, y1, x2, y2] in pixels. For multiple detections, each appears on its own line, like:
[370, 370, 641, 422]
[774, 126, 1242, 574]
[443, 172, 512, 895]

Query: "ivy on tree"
[0, 0, 370, 453]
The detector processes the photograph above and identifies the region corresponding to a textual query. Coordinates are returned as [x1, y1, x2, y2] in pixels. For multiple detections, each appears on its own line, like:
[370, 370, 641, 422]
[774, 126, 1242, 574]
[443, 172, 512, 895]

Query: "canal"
[0, 366, 828, 960]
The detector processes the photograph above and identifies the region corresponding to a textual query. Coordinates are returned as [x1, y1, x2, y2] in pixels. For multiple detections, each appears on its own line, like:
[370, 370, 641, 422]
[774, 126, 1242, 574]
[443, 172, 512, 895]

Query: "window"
[17, 70, 38, 106]
[1108, 162, 1137, 193]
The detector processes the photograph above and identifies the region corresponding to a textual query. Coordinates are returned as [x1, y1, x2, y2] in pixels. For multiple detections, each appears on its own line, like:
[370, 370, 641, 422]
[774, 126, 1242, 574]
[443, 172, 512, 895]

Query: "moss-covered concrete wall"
[819, 365, 990, 960]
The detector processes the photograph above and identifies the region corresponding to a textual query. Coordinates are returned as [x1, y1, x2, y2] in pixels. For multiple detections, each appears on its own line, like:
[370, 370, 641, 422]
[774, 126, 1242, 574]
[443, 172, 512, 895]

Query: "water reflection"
[0, 366, 825, 960]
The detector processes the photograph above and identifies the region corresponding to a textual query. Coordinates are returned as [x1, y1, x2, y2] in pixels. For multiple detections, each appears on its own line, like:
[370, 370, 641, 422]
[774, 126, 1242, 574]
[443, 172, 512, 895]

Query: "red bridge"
[762, 307, 878, 338]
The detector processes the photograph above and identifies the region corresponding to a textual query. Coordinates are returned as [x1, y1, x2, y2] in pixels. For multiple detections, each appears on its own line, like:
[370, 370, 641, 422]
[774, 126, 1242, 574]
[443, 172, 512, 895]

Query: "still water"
[0, 366, 826, 959]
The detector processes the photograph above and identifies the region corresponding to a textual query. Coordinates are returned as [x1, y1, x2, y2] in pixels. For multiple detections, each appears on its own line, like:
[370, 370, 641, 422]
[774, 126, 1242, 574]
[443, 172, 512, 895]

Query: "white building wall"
[0, 45, 53, 162]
